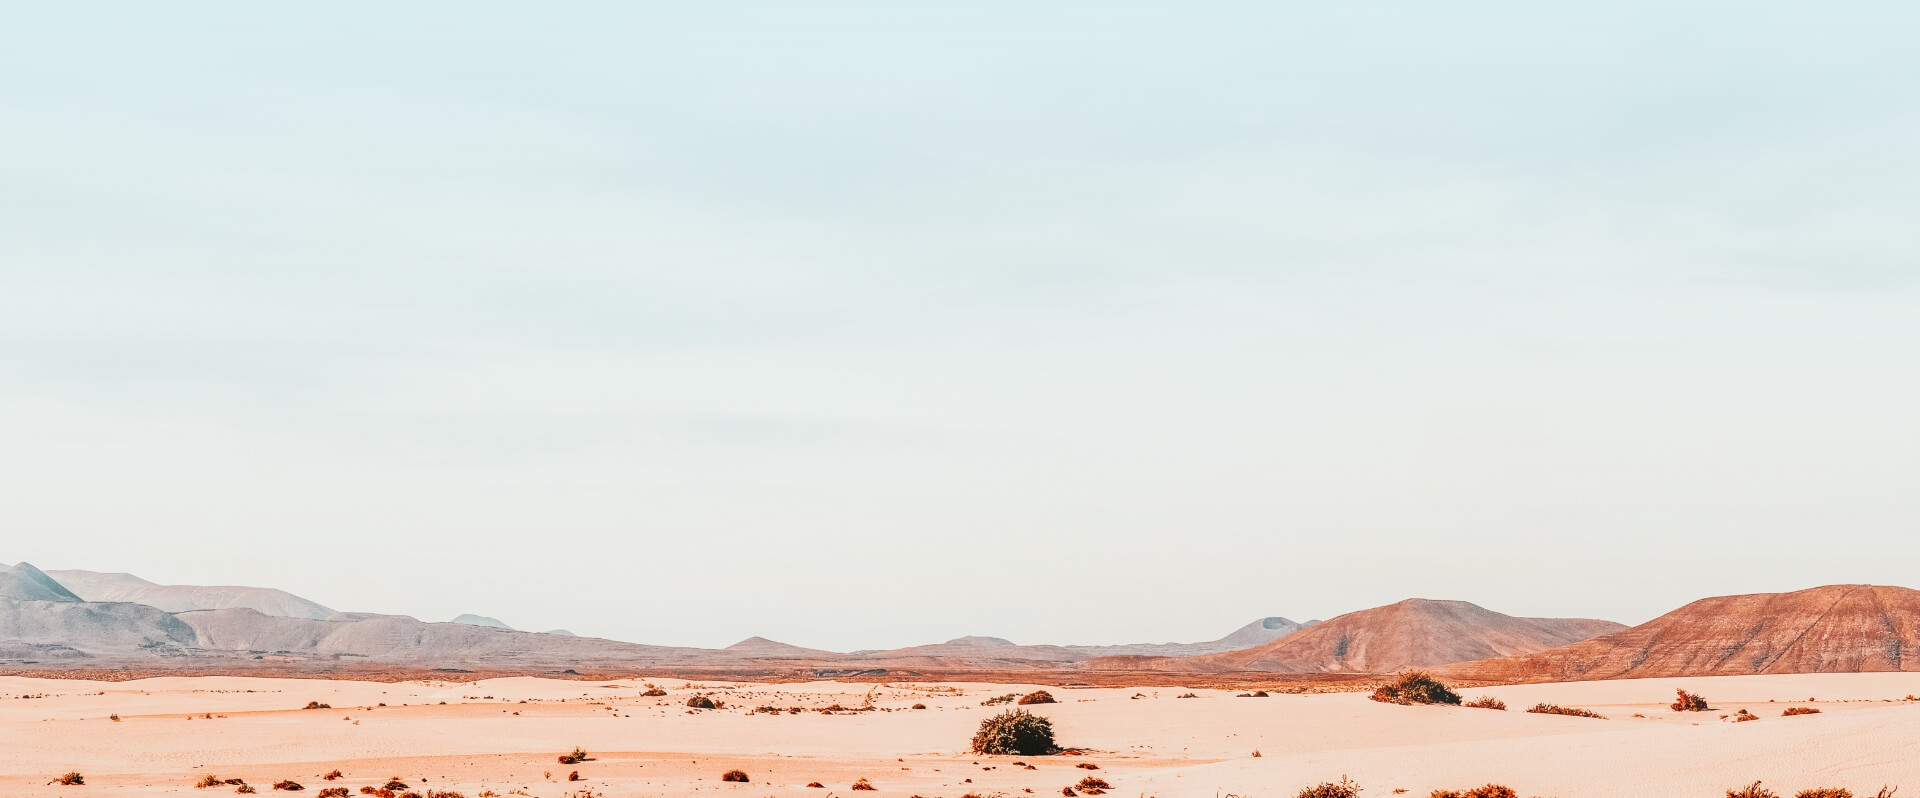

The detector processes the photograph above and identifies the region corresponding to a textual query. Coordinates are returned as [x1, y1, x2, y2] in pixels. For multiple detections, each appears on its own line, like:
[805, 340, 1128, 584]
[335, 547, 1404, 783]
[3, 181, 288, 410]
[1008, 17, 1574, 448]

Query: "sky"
[3, 2, 1917, 650]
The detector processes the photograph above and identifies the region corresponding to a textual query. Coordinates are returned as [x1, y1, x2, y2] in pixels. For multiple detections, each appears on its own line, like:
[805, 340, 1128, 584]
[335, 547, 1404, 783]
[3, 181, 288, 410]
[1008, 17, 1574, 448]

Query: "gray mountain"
[46, 569, 335, 620]
[451, 614, 513, 629]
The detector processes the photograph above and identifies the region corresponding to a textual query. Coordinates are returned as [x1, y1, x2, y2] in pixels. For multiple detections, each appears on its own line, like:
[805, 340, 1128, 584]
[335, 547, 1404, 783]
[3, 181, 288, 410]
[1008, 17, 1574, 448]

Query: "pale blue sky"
[3, 3, 1917, 649]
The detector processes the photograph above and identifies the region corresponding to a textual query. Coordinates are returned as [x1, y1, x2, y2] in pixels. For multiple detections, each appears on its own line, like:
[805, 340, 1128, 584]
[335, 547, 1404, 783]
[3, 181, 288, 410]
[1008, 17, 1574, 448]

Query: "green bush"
[970, 709, 1057, 755]
[1369, 672, 1462, 706]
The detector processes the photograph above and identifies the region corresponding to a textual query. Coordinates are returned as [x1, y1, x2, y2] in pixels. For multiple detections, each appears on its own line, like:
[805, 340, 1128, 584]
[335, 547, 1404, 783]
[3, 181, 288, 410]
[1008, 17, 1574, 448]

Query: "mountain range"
[12, 560, 1920, 685]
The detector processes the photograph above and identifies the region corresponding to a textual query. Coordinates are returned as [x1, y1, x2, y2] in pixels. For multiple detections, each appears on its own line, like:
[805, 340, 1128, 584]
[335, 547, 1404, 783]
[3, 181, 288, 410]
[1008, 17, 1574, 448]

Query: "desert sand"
[5, 673, 1919, 797]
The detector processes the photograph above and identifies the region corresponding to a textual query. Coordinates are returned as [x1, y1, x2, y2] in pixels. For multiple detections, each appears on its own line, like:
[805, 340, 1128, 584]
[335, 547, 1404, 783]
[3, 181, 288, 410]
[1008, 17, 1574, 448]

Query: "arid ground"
[5, 673, 1919, 798]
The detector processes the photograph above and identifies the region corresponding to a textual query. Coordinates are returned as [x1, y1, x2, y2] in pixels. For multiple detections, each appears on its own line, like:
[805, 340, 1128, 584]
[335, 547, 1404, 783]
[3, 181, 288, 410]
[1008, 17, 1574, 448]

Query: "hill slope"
[46, 570, 335, 620]
[1440, 584, 1920, 682]
[1092, 599, 1624, 673]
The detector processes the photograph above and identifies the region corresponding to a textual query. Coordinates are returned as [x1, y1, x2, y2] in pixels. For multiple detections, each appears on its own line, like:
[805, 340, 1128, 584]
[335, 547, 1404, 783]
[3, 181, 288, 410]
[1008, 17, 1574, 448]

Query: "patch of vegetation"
[200, 775, 227, 789]
[981, 693, 1021, 706]
[54, 772, 85, 786]
[1295, 777, 1362, 798]
[1783, 706, 1822, 716]
[641, 688, 667, 697]
[558, 748, 592, 765]
[805, 782, 824, 789]
[1463, 696, 1507, 711]
[1017, 690, 1056, 705]
[721, 770, 749, 783]
[274, 780, 305, 791]
[1075, 776, 1112, 794]
[911, 703, 928, 709]
[322, 771, 343, 781]
[1728, 782, 1778, 798]
[1369, 671, 1462, 706]
[1794, 789, 1852, 798]
[972, 708, 1058, 755]
[1527, 703, 1605, 719]
[317, 789, 350, 798]
[1672, 689, 1710, 712]
[236, 786, 258, 795]
[304, 701, 332, 710]
[1176, 692, 1197, 699]
[850, 778, 876, 791]
[1733, 708, 1760, 722]
[1430, 786, 1518, 798]
[686, 696, 716, 709]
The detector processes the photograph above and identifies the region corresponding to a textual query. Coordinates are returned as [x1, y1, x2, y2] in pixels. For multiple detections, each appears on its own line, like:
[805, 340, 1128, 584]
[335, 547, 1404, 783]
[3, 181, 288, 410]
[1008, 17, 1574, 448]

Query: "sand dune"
[4, 672, 1918, 797]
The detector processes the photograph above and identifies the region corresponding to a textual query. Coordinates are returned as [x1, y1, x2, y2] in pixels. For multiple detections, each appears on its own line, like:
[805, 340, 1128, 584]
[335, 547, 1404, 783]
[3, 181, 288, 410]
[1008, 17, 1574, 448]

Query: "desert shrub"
[1296, 777, 1362, 798]
[1673, 689, 1710, 712]
[111, 714, 121, 721]
[383, 780, 409, 791]
[641, 688, 667, 697]
[1076, 776, 1112, 794]
[1733, 709, 1760, 722]
[1728, 782, 1778, 798]
[237, 786, 258, 795]
[54, 772, 85, 786]
[982, 693, 1021, 706]
[275, 780, 305, 791]
[1176, 693, 1197, 699]
[971, 709, 1058, 756]
[912, 703, 928, 709]
[358, 789, 392, 798]
[305, 701, 332, 710]
[851, 778, 876, 791]
[423, 791, 463, 798]
[558, 748, 591, 764]
[318, 790, 350, 798]
[1783, 706, 1822, 716]
[721, 770, 749, 783]
[1527, 703, 1605, 719]
[1369, 671, 1462, 706]
[200, 775, 227, 789]
[322, 771, 343, 781]
[1463, 696, 1507, 711]
[1430, 786, 1518, 798]
[566, 771, 580, 782]
[806, 782, 825, 789]
[686, 696, 716, 709]
[1795, 789, 1852, 798]
[1076, 763, 1099, 770]
[1018, 690, 1056, 705]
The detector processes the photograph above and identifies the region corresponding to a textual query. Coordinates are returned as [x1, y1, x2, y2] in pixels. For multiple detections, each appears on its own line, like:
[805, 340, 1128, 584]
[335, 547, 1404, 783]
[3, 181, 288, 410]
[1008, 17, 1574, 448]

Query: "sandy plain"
[4, 673, 1919, 798]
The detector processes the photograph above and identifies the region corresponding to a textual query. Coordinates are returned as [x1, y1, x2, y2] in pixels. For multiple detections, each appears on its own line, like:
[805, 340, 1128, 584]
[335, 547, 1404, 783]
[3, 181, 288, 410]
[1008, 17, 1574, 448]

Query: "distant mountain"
[451, 614, 513, 629]
[0, 563, 83, 602]
[725, 636, 839, 657]
[1064, 617, 1318, 657]
[1440, 584, 1920, 682]
[1091, 599, 1624, 673]
[544, 629, 577, 636]
[46, 569, 335, 620]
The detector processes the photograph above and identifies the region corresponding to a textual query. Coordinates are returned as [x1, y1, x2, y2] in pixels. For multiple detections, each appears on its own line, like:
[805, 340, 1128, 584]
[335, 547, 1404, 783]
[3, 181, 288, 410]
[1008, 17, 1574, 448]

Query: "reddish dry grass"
[1673, 689, 1710, 712]
[1782, 706, 1822, 716]
[1463, 696, 1507, 710]
[1527, 703, 1605, 719]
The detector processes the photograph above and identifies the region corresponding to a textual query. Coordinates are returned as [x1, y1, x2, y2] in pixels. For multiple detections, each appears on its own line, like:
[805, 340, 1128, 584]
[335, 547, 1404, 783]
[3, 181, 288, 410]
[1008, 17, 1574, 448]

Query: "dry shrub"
[305, 702, 332, 710]
[806, 783, 825, 789]
[1527, 703, 1605, 719]
[110, 714, 121, 721]
[1795, 790, 1852, 798]
[558, 748, 592, 765]
[566, 772, 581, 782]
[1463, 696, 1507, 711]
[1370, 672, 1462, 706]
[1076, 763, 1099, 770]
[1728, 782, 1778, 798]
[1296, 777, 1362, 798]
[318, 790, 351, 798]
[721, 770, 749, 783]
[911, 703, 928, 709]
[1673, 689, 1710, 712]
[54, 772, 85, 786]
[971, 709, 1058, 756]
[1430, 786, 1519, 798]
[1783, 707, 1823, 717]
[275, 780, 305, 791]
[237, 786, 259, 795]
[1733, 709, 1760, 723]
[1075, 776, 1112, 794]
[1018, 690, 1056, 705]
[1176, 692, 1198, 699]
[200, 775, 227, 789]
[359, 789, 393, 798]
[641, 688, 667, 697]
[851, 778, 876, 791]
[323, 771, 343, 782]
[384, 780, 410, 791]
[424, 791, 464, 798]
[686, 696, 716, 709]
